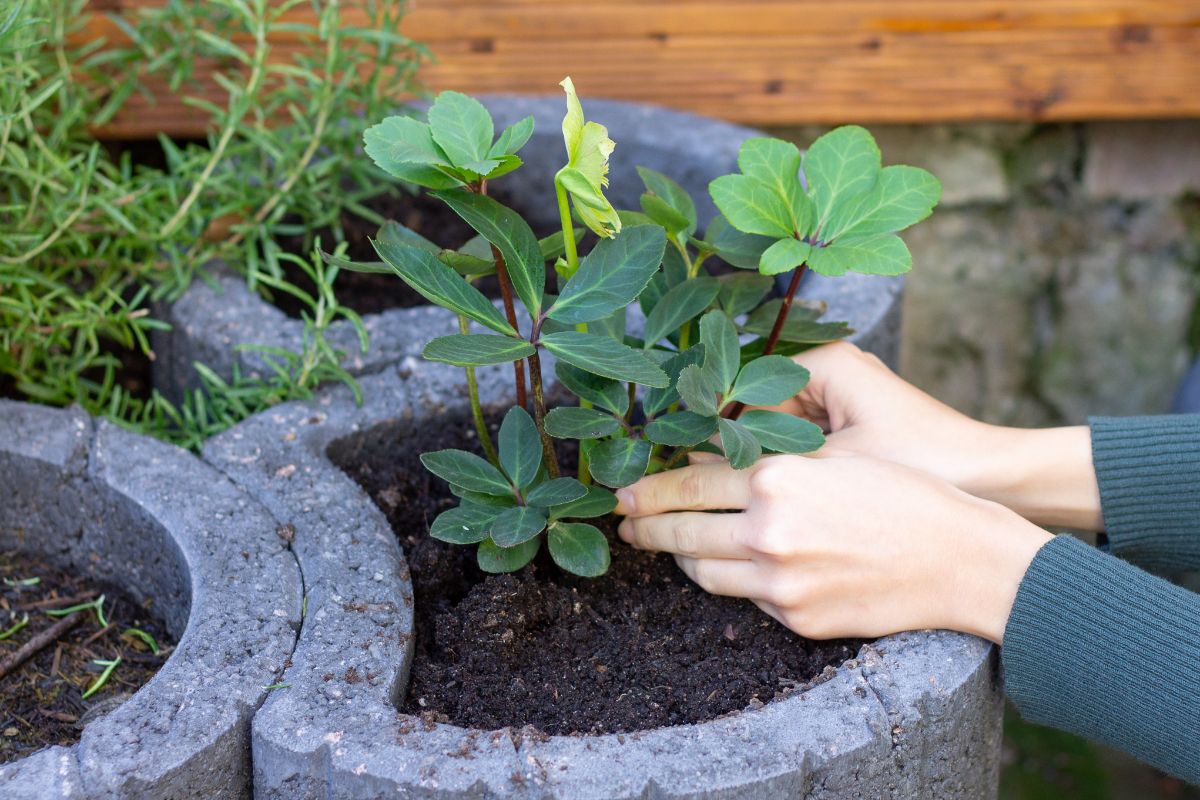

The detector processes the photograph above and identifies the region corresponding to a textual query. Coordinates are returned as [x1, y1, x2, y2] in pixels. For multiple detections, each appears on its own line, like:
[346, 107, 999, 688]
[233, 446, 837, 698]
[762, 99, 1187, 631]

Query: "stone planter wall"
[199, 289, 1003, 799]
[152, 96, 902, 402]
[0, 401, 303, 799]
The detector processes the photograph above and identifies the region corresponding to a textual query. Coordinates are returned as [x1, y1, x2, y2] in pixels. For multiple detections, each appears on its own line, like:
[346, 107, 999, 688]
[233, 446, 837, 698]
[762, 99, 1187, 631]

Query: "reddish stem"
[474, 179, 528, 409]
[490, 243, 529, 409]
[726, 262, 807, 421]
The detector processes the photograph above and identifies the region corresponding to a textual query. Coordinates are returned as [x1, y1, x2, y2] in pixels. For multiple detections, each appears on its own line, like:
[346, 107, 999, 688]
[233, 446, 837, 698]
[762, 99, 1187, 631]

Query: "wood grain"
[80, 0, 1200, 138]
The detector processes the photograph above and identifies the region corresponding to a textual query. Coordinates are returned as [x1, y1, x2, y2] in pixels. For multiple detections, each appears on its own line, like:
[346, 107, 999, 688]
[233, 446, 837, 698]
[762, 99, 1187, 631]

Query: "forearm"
[1089, 415, 1200, 571]
[1002, 535, 1200, 783]
[961, 425, 1103, 532]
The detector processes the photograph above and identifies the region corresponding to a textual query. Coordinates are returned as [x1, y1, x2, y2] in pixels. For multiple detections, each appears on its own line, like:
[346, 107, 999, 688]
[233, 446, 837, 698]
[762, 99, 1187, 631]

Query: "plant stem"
[554, 179, 580, 282]
[528, 316, 561, 478]
[553, 176, 593, 485]
[727, 262, 808, 421]
[159, 4, 270, 239]
[459, 313, 499, 465]
[764, 263, 807, 356]
[489, 243, 529, 409]
[476, 179, 528, 409]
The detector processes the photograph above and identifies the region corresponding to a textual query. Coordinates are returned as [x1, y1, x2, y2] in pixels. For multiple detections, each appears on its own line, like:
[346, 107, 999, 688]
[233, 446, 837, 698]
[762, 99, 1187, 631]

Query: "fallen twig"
[0, 613, 83, 682]
[17, 590, 97, 612]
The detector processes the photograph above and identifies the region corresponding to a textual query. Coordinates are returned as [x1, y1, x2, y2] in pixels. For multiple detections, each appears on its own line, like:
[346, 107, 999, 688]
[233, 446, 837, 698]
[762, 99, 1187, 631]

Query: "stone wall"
[773, 121, 1200, 426]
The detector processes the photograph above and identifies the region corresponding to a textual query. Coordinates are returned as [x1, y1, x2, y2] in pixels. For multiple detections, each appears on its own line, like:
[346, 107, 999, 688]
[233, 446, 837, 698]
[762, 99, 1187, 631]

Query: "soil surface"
[329, 410, 864, 735]
[0, 551, 175, 764]
[274, 190, 500, 319]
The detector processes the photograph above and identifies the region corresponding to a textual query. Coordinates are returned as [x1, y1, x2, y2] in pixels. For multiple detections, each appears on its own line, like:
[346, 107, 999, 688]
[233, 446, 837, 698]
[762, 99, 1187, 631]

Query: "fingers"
[674, 555, 765, 599]
[619, 512, 751, 559]
[615, 461, 752, 517]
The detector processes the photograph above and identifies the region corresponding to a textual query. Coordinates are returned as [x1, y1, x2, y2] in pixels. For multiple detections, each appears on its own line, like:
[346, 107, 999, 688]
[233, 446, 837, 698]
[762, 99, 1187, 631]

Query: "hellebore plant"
[355, 80, 940, 577]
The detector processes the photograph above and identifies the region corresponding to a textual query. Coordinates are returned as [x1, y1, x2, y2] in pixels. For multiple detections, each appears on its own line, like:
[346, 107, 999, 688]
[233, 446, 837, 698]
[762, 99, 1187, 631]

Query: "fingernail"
[615, 488, 636, 515]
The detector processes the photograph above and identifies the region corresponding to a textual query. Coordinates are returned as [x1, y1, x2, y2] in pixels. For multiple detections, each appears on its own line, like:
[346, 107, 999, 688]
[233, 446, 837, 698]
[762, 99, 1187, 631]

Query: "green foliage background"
[0, 0, 422, 447]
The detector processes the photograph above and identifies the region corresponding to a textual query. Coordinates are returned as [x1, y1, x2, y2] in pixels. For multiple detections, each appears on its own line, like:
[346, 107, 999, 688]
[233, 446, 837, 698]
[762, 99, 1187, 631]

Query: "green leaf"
[450, 487, 518, 508]
[373, 238, 516, 335]
[759, 238, 812, 277]
[378, 220, 440, 253]
[363, 116, 460, 190]
[427, 91, 494, 170]
[709, 174, 795, 238]
[484, 155, 523, 181]
[542, 332, 669, 387]
[640, 194, 692, 237]
[718, 418, 762, 469]
[698, 310, 741, 392]
[423, 334, 534, 367]
[823, 165, 941, 241]
[644, 411, 718, 447]
[488, 505, 548, 547]
[440, 251, 496, 277]
[588, 437, 653, 488]
[430, 504, 498, 545]
[803, 125, 881, 229]
[637, 165, 697, 236]
[729, 355, 810, 405]
[643, 347, 704, 417]
[525, 477, 590, 507]
[705, 215, 774, 269]
[545, 406, 621, 439]
[548, 226, 666, 325]
[742, 299, 853, 344]
[807, 235, 911, 277]
[554, 362, 628, 415]
[433, 190, 544, 315]
[539, 228, 584, 263]
[676, 364, 720, 417]
[737, 138, 814, 236]
[421, 449, 513, 495]
[498, 407, 542, 490]
[490, 115, 535, 157]
[549, 486, 618, 519]
[738, 410, 826, 454]
[548, 522, 611, 577]
[642, 277, 720, 348]
[718, 273, 775, 317]
[477, 537, 540, 573]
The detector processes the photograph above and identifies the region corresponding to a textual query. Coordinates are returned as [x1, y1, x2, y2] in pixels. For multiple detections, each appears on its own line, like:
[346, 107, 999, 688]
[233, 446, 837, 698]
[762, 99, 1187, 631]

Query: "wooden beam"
[81, 0, 1200, 138]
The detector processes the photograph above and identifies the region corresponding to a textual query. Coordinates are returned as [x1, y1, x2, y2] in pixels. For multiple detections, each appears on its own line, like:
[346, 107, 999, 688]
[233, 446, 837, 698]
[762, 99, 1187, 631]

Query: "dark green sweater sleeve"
[1090, 415, 1200, 571]
[1002, 535, 1200, 784]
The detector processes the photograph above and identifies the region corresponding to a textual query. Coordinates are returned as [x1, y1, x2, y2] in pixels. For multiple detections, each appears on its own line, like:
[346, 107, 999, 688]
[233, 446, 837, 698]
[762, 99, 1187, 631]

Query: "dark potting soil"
[329, 410, 864, 735]
[273, 189, 499, 319]
[0, 551, 175, 764]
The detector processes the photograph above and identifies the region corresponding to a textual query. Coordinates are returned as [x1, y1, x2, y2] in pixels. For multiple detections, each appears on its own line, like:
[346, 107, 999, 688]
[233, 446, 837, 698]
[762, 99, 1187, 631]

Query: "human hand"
[615, 454, 1052, 643]
[768, 342, 1102, 531]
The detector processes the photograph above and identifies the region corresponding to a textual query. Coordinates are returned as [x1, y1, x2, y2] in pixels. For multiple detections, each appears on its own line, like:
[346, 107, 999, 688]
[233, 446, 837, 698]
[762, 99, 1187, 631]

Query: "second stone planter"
[0, 401, 302, 799]
[152, 95, 902, 402]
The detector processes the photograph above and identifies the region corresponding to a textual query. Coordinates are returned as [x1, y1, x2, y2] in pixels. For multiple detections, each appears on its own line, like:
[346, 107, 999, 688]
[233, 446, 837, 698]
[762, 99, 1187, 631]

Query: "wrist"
[947, 501, 1053, 644]
[963, 425, 1103, 531]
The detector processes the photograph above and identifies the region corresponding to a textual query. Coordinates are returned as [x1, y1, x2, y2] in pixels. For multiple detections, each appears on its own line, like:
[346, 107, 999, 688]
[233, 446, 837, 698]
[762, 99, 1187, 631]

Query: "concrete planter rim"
[204, 351, 1001, 797]
[153, 94, 902, 402]
[0, 400, 303, 799]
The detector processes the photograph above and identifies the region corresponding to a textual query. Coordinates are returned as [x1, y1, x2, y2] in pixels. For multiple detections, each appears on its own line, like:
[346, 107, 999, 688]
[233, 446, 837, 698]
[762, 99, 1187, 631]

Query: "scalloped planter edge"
[0, 401, 303, 799]
[152, 96, 902, 402]
[202, 344, 1003, 799]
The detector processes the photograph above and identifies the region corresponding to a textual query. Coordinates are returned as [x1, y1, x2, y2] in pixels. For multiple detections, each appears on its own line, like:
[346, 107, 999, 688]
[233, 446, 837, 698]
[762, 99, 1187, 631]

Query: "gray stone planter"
[152, 95, 902, 401]
[0, 401, 303, 799]
[202, 320, 1002, 798]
